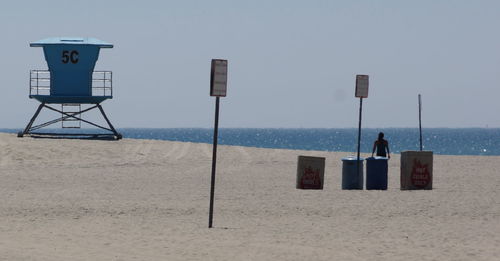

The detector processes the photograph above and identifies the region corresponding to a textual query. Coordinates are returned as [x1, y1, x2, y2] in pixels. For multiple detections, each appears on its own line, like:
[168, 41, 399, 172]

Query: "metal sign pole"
[418, 94, 423, 151]
[354, 74, 368, 178]
[208, 59, 227, 229]
[208, 96, 220, 228]
[357, 97, 363, 175]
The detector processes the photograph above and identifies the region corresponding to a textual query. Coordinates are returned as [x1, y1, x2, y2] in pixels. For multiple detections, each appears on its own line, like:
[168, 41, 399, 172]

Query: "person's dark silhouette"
[372, 132, 390, 158]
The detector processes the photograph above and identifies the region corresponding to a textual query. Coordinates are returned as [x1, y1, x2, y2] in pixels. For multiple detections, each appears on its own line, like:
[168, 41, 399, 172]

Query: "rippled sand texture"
[0, 133, 499, 260]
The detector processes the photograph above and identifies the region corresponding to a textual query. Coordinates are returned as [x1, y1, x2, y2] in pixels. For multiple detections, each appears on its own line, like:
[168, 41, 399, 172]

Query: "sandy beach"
[0, 132, 498, 260]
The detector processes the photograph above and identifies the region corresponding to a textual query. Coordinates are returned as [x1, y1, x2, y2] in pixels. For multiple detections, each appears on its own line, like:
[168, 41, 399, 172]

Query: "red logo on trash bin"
[411, 159, 430, 188]
[300, 166, 322, 189]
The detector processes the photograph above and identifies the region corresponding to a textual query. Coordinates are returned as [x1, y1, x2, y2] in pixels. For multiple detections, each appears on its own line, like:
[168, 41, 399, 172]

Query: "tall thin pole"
[356, 97, 363, 176]
[208, 97, 220, 228]
[418, 94, 423, 151]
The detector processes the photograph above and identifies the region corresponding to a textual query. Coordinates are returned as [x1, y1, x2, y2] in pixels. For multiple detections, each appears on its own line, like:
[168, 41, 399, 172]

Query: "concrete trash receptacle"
[341, 156, 364, 190]
[365, 157, 388, 190]
[296, 156, 325, 189]
[400, 151, 433, 190]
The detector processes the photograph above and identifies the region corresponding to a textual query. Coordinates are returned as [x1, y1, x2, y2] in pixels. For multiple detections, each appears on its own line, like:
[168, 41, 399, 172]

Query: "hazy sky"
[1, 0, 499, 128]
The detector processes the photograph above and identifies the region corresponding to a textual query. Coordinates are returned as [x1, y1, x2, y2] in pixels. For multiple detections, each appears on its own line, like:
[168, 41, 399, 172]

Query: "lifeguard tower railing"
[30, 70, 113, 97]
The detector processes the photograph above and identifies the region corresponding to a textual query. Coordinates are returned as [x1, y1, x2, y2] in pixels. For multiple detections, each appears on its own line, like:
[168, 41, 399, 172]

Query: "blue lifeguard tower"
[18, 37, 121, 139]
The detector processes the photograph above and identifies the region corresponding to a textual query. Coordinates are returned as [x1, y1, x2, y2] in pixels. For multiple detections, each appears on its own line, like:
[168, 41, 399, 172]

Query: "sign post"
[418, 94, 423, 151]
[208, 59, 227, 228]
[355, 75, 369, 177]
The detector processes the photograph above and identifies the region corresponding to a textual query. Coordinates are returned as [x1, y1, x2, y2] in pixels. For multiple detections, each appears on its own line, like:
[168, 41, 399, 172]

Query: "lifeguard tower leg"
[18, 103, 45, 137]
[97, 104, 122, 140]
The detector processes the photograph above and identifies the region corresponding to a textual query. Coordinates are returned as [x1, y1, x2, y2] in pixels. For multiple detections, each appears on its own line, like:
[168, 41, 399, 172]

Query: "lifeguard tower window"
[19, 37, 121, 140]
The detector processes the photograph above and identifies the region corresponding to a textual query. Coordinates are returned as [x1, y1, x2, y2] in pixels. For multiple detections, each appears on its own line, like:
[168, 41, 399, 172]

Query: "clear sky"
[1, 0, 499, 128]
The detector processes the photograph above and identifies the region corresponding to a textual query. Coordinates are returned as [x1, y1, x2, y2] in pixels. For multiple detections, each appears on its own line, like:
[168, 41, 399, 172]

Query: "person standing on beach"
[372, 132, 390, 158]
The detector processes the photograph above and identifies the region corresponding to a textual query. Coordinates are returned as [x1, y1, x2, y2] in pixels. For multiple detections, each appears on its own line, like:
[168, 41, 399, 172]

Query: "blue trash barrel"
[341, 157, 364, 190]
[366, 157, 388, 190]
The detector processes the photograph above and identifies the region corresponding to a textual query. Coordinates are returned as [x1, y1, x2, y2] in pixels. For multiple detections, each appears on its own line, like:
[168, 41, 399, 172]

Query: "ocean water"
[2, 128, 500, 156]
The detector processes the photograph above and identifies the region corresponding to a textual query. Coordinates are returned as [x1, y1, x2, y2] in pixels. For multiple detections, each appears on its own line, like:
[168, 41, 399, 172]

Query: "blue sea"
[1, 128, 500, 156]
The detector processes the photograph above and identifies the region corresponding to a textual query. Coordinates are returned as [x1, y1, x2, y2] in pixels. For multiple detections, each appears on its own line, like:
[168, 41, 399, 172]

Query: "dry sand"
[0, 132, 499, 260]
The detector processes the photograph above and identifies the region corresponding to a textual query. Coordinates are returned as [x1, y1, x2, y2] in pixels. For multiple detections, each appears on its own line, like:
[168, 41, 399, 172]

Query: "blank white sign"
[210, 59, 228, 97]
[355, 75, 369, 98]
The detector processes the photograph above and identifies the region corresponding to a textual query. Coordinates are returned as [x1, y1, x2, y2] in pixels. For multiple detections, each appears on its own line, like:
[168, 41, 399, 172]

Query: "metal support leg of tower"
[18, 102, 45, 137]
[97, 104, 122, 140]
[18, 102, 121, 140]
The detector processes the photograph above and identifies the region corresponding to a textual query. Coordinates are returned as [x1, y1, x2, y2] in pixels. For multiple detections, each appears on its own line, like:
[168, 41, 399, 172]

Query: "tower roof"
[30, 37, 113, 48]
